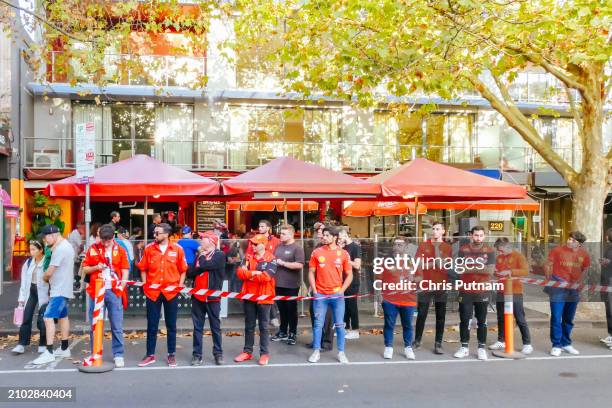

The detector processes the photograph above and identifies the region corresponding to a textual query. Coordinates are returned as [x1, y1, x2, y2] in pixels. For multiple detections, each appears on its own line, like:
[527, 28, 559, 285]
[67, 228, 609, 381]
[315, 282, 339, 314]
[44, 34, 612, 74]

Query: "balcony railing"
[49, 52, 207, 87]
[24, 137, 583, 174]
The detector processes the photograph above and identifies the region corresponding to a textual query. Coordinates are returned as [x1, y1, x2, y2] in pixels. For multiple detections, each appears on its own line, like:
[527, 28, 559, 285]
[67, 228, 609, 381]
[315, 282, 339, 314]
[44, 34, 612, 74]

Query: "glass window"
[476, 111, 528, 171]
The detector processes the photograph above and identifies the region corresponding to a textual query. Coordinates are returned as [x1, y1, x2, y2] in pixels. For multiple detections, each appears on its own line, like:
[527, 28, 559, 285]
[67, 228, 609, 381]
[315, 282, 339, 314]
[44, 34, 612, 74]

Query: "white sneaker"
[600, 336, 612, 345]
[521, 345, 534, 355]
[114, 357, 125, 368]
[550, 347, 562, 357]
[11, 344, 25, 354]
[404, 347, 416, 360]
[454, 347, 469, 359]
[270, 318, 280, 328]
[488, 341, 505, 350]
[345, 330, 360, 340]
[33, 350, 55, 365]
[383, 347, 393, 359]
[53, 348, 71, 358]
[308, 350, 320, 363]
[37, 346, 47, 353]
[337, 352, 349, 364]
[562, 345, 579, 355]
[477, 348, 488, 361]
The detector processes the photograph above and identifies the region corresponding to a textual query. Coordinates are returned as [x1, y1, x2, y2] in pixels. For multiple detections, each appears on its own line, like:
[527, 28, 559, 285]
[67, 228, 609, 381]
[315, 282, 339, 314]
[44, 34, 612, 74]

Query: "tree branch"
[468, 74, 578, 186]
[563, 82, 584, 143]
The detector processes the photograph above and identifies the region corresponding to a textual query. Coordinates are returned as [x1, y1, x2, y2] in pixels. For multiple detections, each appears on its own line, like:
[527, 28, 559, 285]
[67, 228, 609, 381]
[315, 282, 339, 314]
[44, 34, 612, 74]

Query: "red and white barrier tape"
[519, 277, 612, 294]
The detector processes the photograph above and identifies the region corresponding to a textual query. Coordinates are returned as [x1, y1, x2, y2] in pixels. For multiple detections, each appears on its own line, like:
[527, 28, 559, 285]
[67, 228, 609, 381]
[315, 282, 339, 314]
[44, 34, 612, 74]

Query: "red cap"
[250, 234, 269, 245]
[202, 231, 219, 247]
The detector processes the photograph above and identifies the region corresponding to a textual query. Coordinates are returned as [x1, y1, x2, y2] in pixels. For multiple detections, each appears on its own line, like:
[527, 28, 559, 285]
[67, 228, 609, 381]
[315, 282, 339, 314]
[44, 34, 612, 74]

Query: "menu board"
[196, 201, 226, 231]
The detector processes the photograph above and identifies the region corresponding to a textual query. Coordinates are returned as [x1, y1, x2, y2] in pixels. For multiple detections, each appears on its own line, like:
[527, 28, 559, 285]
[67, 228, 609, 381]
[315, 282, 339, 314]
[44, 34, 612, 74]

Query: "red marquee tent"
[46, 155, 221, 199]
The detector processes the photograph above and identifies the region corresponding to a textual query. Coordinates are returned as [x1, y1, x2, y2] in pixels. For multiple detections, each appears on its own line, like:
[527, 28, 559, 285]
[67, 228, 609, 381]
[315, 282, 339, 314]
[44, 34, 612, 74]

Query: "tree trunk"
[570, 158, 608, 243]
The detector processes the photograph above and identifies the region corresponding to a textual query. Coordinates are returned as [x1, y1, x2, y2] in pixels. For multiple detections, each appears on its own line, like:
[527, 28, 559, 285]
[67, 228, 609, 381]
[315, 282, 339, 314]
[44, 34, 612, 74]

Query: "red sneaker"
[234, 352, 253, 363]
[138, 355, 156, 367]
[167, 354, 177, 367]
[258, 354, 270, 366]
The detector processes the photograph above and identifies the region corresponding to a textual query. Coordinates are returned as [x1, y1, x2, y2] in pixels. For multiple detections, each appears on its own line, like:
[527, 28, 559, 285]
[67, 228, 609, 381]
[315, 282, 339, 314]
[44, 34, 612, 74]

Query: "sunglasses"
[154, 231, 168, 236]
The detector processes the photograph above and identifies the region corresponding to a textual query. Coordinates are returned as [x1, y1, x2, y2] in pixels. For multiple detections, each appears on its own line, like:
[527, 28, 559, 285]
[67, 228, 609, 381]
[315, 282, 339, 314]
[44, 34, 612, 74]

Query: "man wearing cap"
[235, 234, 277, 366]
[187, 231, 226, 366]
[33, 225, 76, 365]
[178, 226, 201, 274]
[137, 223, 188, 368]
[81, 224, 130, 368]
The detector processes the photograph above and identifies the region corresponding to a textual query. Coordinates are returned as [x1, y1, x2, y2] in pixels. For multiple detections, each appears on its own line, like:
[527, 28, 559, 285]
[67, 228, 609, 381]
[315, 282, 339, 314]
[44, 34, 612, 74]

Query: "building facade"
[6, 11, 612, 251]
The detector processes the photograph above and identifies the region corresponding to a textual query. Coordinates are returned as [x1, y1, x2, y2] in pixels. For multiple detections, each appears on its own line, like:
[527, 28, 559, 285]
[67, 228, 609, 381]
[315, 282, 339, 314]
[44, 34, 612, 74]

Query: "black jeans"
[606, 297, 612, 337]
[243, 302, 271, 355]
[146, 296, 178, 356]
[344, 284, 360, 331]
[191, 299, 222, 358]
[459, 294, 488, 347]
[415, 291, 447, 344]
[309, 301, 333, 349]
[495, 294, 531, 345]
[276, 287, 299, 335]
[18, 285, 46, 347]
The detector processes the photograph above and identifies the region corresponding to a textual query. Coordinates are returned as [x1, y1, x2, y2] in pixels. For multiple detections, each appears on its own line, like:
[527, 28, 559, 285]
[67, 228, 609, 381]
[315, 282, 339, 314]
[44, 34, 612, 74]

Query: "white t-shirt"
[159, 243, 168, 254]
[102, 247, 113, 289]
[49, 239, 76, 299]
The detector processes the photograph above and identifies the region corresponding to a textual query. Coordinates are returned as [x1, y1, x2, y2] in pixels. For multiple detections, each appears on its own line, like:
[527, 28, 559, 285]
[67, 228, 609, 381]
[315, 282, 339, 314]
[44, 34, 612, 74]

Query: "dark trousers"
[18, 285, 46, 347]
[495, 295, 531, 345]
[276, 287, 299, 335]
[243, 302, 271, 355]
[146, 296, 178, 356]
[191, 298, 222, 358]
[606, 297, 612, 336]
[415, 291, 447, 344]
[310, 301, 333, 349]
[459, 298, 488, 347]
[344, 284, 360, 330]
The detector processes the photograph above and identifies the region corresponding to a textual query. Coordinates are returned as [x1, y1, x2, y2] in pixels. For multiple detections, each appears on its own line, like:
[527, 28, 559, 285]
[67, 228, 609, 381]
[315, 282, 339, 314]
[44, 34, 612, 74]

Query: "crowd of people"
[10, 211, 612, 368]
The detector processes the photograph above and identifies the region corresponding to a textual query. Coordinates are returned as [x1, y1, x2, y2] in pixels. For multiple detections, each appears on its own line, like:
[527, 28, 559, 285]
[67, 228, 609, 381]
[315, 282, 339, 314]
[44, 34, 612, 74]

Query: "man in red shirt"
[234, 234, 277, 366]
[307, 226, 352, 364]
[413, 221, 452, 355]
[137, 223, 188, 368]
[245, 219, 280, 257]
[547, 231, 590, 357]
[81, 223, 129, 368]
[455, 226, 496, 361]
[187, 231, 226, 366]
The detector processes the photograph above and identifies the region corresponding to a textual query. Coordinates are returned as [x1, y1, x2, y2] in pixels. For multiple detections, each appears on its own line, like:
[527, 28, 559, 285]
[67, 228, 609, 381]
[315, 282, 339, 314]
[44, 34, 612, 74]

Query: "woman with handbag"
[12, 240, 49, 354]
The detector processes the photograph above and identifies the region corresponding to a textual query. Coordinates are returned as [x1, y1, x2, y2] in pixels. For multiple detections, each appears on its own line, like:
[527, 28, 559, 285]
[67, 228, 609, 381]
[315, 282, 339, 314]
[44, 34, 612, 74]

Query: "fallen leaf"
[225, 331, 243, 337]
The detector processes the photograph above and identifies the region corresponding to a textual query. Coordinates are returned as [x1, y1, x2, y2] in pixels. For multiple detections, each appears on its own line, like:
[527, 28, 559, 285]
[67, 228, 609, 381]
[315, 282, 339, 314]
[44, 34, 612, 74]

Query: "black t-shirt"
[345, 241, 362, 288]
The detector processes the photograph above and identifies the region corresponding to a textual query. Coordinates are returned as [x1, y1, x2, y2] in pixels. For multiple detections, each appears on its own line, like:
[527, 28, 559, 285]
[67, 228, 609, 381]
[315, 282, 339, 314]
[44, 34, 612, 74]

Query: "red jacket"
[237, 251, 277, 304]
[82, 241, 129, 308]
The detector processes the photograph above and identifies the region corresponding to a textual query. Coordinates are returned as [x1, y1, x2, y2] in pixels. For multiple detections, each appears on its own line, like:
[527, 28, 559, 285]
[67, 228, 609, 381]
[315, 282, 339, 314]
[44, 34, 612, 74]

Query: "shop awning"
[46, 155, 221, 199]
[222, 157, 380, 197]
[343, 201, 426, 217]
[371, 158, 527, 201]
[423, 197, 539, 212]
[227, 201, 319, 212]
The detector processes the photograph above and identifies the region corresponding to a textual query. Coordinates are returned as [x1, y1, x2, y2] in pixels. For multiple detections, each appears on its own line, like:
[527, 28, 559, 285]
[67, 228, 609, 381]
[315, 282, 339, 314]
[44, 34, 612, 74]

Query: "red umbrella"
[222, 156, 380, 197]
[46, 155, 221, 199]
[371, 158, 526, 201]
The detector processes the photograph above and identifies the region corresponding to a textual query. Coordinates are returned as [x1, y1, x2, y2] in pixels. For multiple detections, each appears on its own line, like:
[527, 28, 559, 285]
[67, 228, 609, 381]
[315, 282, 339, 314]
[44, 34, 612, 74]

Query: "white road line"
[2, 353, 612, 375]
[23, 337, 84, 371]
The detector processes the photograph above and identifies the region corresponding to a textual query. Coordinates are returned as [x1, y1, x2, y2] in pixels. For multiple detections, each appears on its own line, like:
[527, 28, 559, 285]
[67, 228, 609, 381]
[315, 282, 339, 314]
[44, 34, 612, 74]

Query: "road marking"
[2, 353, 612, 375]
[23, 338, 84, 371]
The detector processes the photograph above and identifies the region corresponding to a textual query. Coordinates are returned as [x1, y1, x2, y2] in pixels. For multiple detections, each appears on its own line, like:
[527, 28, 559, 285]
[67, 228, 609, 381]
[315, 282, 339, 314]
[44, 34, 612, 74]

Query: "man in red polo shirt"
[81, 223, 130, 368]
[245, 219, 280, 257]
[137, 223, 188, 368]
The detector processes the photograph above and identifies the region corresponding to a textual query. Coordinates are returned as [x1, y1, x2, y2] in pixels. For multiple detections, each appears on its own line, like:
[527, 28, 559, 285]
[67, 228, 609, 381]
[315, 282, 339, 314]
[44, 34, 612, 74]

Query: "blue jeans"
[88, 290, 124, 357]
[382, 301, 415, 347]
[146, 296, 178, 356]
[550, 300, 578, 348]
[312, 294, 345, 352]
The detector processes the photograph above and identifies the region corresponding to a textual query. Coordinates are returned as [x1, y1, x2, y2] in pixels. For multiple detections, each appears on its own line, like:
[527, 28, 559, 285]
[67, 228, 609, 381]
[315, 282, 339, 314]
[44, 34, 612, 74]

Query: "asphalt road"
[1, 325, 611, 408]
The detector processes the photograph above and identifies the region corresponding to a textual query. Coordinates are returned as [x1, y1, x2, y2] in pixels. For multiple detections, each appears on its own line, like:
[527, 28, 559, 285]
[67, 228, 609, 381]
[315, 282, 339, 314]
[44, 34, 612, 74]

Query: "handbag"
[13, 306, 24, 327]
